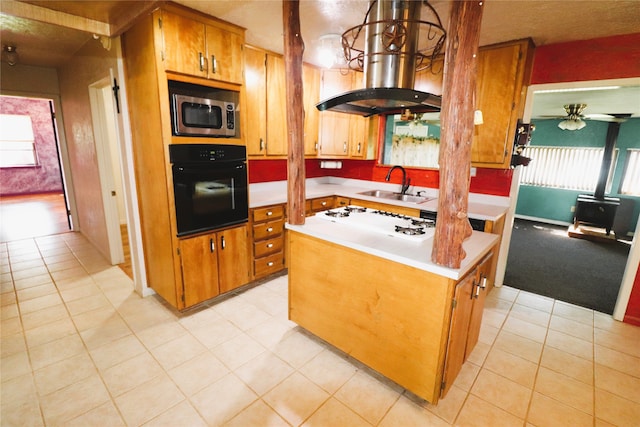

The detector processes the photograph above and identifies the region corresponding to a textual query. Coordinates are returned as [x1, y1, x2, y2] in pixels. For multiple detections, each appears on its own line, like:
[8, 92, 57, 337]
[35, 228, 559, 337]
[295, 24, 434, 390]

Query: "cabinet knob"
[209, 238, 215, 253]
[267, 243, 274, 248]
[267, 227, 273, 232]
[321, 201, 326, 206]
[221, 235, 226, 250]
[343, 142, 347, 152]
[266, 211, 273, 216]
[211, 54, 217, 74]
[267, 261, 274, 267]
[199, 52, 205, 72]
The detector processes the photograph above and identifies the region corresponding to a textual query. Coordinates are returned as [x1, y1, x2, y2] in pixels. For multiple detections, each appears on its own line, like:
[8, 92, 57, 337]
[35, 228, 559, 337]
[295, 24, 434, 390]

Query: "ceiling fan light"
[558, 118, 586, 131]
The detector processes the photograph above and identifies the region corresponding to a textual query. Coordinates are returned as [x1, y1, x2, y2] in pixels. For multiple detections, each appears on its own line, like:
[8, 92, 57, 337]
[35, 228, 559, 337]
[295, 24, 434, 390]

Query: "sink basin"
[357, 190, 433, 204]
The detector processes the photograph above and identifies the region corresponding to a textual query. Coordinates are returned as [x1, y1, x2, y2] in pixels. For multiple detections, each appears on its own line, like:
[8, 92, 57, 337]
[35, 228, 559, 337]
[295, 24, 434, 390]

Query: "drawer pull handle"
[267, 261, 274, 267]
[267, 227, 273, 232]
[267, 243, 274, 248]
[267, 211, 273, 216]
[321, 201, 326, 206]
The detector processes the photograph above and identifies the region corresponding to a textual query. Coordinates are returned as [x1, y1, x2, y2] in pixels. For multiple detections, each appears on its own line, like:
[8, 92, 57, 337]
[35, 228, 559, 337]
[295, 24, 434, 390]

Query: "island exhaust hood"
[316, 0, 446, 117]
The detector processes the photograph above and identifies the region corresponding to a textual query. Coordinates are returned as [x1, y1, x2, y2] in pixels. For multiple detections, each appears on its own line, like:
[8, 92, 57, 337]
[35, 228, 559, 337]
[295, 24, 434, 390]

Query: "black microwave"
[169, 81, 238, 138]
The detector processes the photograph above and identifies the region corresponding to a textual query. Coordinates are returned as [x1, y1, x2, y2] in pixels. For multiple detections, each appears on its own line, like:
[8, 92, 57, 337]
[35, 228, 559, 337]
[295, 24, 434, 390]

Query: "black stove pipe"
[594, 121, 621, 199]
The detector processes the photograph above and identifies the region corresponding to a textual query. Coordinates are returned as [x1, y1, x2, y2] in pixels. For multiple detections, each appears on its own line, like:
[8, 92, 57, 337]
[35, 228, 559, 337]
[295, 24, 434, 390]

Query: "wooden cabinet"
[349, 198, 420, 217]
[318, 69, 357, 157]
[251, 204, 286, 279]
[441, 253, 493, 398]
[303, 64, 321, 156]
[335, 196, 351, 208]
[244, 47, 287, 157]
[305, 196, 335, 216]
[179, 225, 250, 309]
[160, 9, 243, 84]
[472, 39, 534, 168]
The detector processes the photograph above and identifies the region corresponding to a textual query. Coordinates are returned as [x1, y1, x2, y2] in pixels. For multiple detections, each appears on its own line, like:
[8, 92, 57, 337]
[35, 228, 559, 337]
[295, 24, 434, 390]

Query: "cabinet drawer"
[254, 236, 283, 258]
[254, 251, 285, 277]
[311, 197, 334, 212]
[252, 218, 284, 240]
[252, 205, 284, 222]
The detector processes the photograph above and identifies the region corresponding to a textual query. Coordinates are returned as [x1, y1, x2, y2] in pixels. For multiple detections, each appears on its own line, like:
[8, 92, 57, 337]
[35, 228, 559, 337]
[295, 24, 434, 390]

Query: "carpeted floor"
[504, 219, 631, 314]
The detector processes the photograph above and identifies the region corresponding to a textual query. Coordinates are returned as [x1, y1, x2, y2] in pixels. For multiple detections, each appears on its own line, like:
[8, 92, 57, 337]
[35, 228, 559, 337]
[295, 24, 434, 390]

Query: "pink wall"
[0, 96, 63, 196]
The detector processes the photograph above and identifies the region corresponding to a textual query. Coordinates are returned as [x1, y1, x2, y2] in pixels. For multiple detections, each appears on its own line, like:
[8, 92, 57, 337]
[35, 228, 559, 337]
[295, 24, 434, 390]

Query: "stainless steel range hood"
[316, 0, 445, 117]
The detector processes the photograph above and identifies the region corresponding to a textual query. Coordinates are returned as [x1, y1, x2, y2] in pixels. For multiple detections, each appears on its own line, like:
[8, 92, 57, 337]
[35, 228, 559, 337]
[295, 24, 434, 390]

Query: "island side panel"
[288, 231, 455, 403]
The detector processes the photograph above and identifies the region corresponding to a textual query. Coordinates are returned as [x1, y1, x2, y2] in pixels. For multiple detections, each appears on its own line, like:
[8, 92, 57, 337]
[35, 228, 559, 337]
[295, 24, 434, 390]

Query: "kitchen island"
[286, 211, 498, 404]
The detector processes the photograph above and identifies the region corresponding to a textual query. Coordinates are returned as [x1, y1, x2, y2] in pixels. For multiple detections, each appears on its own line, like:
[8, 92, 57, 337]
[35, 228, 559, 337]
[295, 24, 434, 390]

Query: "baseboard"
[623, 314, 640, 327]
[514, 215, 572, 227]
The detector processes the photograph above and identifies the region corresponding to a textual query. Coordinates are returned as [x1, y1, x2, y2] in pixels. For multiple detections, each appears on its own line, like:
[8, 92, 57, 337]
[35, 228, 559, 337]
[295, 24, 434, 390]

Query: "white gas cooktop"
[314, 206, 435, 242]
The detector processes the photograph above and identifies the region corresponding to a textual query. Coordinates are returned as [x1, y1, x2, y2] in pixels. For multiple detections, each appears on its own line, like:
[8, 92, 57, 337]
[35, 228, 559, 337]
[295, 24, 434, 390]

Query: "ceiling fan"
[541, 104, 624, 130]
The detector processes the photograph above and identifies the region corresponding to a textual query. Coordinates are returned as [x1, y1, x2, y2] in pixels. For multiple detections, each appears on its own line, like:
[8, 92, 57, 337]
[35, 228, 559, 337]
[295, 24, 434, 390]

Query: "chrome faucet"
[385, 165, 411, 194]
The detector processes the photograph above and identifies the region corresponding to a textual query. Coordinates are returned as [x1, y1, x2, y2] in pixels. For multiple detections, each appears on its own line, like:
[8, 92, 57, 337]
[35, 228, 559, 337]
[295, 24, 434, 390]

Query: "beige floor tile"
[50, 266, 89, 282]
[303, 397, 372, 427]
[552, 300, 594, 325]
[465, 340, 491, 365]
[80, 315, 132, 350]
[101, 352, 164, 397]
[238, 285, 288, 317]
[527, 391, 593, 427]
[11, 266, 49, 282]
[188, 318, 243, 349]
[549, 314, 594, 342]
[594, 312, 640, 340]
[246, 316, 298, 350]
[271, 328, 325, 369]
[595, 327, 640, 358]
[595, 388, 640, 426]
[71, 306, 119, 332]
[150, 333, 207, 370]
[595, 363, 640, 404]
[484, 347, 538, 388]
[470, 369, 531, 418]
[192, 373, 258, 426]
[455, 394, 524, 427]
[21, 303, 69, 331]
[452, 360, 480, 391]
[177, 306, 222, 330]
[1, 350, 32, 382]
[1, 332, 27, 357]
[114, 374, 185, 427]
[65, 292, 112, 316]
[168, 351, 230, 396]
[89, 333, 146, 371]
[425, 384, 467, 424]
[215, 297, 272, 331]
[212, 332, 267, 371]
[54, 275, 95, 291]
[493, 329, 544, 363]
[378, 394, 450, 427]
[545, 329, 593, 361]
[15, 282, 57, 302]
[46, 258, 84, 273]
[59, 282, 101, 303]
[540, 346, 594, 385]
[0, 316, 22, 337]
[9, 258, 46, 272]
[33, 352, 96, 395]
[142, 401, 207, 427]
[29, 334, 87, 371]
[515, 291, 555, 313]
[0, 372, 37, 409]
[594, 343, 640, 378]
[1, 302, 18, 320]
[334, 370, 401, 425]
[263, 372, 330, 426]
[535, 366, 594, 414]
[135, 320, 188, 349]
[24, 317, 76, 348]
[503, 316, 548, 343]
[0, 398, 44, 427]
[224, 399, 289, 427]
[477, 321, 499, 345]
[510, 303, 552, 327]
[234, 351, 293, 395]
[298, 347, 358, 394]
[18, 293, 62, 314]
[40, 374, 111, 426]
[65, 401, 126, 427]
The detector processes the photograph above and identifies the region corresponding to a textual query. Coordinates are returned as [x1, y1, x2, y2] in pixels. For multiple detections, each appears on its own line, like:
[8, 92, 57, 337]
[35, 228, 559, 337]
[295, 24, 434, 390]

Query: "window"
[0, 114, 38, 167]
[519, 146, 617, 192]
[620, 149, 640, 196]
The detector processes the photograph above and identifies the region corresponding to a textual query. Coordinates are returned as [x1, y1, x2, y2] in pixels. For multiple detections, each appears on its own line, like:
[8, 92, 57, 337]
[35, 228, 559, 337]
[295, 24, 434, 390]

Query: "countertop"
[250, 177, 509, 222]
[286, 216, 499, 280]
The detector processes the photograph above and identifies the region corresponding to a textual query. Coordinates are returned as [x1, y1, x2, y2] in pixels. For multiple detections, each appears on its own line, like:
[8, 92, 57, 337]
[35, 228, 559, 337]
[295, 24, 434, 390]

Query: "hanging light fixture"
[317, 34, 345, 69]
[558, 104, 587, 130]
[2, 45, 19, 66]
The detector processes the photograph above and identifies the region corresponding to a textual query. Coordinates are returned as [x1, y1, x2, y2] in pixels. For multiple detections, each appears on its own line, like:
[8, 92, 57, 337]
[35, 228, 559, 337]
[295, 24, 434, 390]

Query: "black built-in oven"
[170, 144, 248, 237]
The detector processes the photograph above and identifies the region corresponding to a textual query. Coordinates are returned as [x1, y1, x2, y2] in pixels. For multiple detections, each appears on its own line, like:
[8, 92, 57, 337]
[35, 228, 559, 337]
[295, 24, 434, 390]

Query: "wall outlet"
[570, 205, 576, 212]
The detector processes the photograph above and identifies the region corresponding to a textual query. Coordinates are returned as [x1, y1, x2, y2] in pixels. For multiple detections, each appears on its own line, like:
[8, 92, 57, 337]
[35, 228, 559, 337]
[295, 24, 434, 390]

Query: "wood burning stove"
[574, 194, 619, 235]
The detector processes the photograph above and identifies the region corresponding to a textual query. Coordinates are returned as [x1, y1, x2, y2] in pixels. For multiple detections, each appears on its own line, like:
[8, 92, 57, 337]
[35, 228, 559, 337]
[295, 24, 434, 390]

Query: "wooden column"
[283, 0, 306, 224]
[432, 1, 484, 268]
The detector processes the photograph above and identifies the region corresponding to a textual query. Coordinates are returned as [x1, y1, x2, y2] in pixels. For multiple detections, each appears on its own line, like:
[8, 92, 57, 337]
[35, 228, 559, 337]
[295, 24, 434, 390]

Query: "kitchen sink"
[357, 190, 433, 204]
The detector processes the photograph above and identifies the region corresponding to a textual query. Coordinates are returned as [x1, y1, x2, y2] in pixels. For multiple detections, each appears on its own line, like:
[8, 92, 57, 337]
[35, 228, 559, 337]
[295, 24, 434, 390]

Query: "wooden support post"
[432, 1, 484, 268]
[283, 0, 306, 225]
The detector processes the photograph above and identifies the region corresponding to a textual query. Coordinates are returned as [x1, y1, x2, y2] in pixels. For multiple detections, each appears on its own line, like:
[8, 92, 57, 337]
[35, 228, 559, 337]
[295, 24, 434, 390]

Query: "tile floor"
[1, 232, 640, 426]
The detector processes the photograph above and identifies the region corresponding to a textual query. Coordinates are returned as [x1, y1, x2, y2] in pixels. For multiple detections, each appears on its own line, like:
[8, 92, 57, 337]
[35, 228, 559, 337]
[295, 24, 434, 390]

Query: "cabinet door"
[180, 233, 219, 308]
[244, 46, 267, 156]
[161, 11, 206, 77]
[441, 272, 474, 398]
[472, 43, 522, 167]
[318, 70, 351, 157]
[303, 64, 321, 156]
[205, 24, 244, 84]
[266, 54, 288, 156]
[349, 72, 368, 158]
[218, 226, 250, 293]
[465, 254, 493, 359]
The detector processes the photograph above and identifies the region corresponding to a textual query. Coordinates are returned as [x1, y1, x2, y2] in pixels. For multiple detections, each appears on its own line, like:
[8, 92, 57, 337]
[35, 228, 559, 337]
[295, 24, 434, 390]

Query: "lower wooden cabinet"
[251, 204, 286, 279]
[178, 224, 250, 309]
[441, 253, 493, 397]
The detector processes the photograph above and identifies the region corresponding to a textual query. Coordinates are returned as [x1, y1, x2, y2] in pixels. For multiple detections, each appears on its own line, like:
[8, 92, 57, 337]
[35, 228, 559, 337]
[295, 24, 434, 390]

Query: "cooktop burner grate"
[394, 225, 427, 235]
[324, 210, 350, 218]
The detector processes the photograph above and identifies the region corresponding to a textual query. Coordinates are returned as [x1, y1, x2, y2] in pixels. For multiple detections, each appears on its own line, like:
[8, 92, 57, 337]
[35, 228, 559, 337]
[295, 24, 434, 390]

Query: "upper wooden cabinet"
[303, 64, 321, 156]
[244, 47, 287, 157]
[160, 9, 243, 84]
[472, 39, 534, 168]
